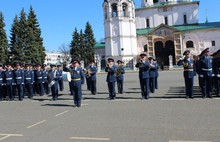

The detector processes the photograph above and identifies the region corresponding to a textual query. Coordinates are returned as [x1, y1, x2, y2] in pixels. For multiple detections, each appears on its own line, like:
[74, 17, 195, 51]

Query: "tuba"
[116, 65, 122, 77]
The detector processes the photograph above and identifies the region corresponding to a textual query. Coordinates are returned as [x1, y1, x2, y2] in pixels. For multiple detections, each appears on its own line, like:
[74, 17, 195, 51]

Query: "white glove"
[217, 74, 220, 78]
[212, 74, 215, 77]
[199, 75, 204, 78]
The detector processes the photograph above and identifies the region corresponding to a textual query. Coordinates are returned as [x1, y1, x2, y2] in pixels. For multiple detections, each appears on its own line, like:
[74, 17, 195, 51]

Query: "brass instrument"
[116, 65, 122, 77]
[87, 68, 91, 76]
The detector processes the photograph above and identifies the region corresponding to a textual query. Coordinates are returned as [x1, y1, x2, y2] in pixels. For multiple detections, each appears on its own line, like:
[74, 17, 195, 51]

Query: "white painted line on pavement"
[0, 134, 23, 141]
[70, 136, 110, 141]
[161, 98, 186, 101]
[114, 99, 136, 101]
[55, 110, 68, 117]
[169, 140, 212, 142]
[26, 120, 46, 129]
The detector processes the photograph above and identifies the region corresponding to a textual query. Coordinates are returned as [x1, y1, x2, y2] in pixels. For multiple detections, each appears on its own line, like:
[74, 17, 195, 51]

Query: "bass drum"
[62, 71, 71, 82]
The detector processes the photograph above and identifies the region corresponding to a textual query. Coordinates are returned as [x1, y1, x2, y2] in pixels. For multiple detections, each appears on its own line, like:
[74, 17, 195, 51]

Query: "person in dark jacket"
[4, 63, 15, 101]
[0, 64, 5, 101]
[116, 60, 125, 94]
[211, 49, 220, 97]
[178, 50, 195, 99]
[48, 64, 59, 101]
[24, 64, 34, 99]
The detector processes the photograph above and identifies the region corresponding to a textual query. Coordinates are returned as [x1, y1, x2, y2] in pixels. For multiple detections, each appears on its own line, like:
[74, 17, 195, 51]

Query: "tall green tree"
[70, 28, 81, 60]
[0, 12, 9, 63]
[84, 22, 96, 64]
[26, 6, 45, 64]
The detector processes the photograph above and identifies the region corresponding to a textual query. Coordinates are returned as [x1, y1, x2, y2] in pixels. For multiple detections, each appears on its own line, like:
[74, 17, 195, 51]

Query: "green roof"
[136, 1, 199, 10]
[94, 43, 105, 49]
[137, 22, 220, 35]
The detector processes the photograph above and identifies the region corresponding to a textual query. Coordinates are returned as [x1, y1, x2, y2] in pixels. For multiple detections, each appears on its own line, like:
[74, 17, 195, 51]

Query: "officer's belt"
[16, 77, 22, 79]
[6, 78, 12, 80]
[44, 77, 47, 79]
[184, 69, 193, 71]
[0, 78, 2, 80]
[37, 77, 42, 79]
[202, 68, 212, 71]
[60, 76, 63, 78]
[72, 78, 80, 81]
[25, 78, 31, 80]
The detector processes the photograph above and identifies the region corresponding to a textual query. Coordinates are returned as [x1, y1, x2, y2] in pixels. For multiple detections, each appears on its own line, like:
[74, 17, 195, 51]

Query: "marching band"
[0, 48, 220, 104]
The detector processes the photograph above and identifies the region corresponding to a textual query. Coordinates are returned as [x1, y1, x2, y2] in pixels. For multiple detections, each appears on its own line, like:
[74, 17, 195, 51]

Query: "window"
[143, 44, 148, 52]
[164, 16, 168, 25]
[105, 7, 108, 19]
[146, 18, 150, 28]
[153, 0, 159, 3]
[122, 3, 127, 17]
[183, 14, 187, 24]
[112, 4, 117, 17]
[212, 40, 216, 46]
[186, 41, 194, 48]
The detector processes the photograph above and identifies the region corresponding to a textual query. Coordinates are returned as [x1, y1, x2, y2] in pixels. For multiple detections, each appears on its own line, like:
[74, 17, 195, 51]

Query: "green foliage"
[0, 12, 9, 63]
[70, 21, 96, 65]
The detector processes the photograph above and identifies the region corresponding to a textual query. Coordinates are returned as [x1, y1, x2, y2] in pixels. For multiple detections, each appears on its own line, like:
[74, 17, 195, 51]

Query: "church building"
[94, 0, 220, 71]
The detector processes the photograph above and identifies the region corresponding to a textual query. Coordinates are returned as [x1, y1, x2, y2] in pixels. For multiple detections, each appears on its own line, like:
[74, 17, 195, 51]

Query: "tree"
[70, 28, 81, 60]
[26, 6, 45, 65]
[84, 22, 96, 64]
[59, 43, 71, 63]
[0, 12, 9, 63]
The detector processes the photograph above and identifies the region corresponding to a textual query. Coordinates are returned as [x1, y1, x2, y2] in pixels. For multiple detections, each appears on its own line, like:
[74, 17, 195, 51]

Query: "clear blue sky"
[0, 0, 219, 51]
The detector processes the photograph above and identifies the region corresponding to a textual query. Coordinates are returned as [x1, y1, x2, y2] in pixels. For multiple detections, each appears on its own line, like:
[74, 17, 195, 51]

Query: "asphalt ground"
[0, 70, 220, 142]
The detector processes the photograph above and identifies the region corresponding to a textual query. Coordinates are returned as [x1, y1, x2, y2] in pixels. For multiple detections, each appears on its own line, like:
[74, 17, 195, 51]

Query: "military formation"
[0, 48, 219, 106]
[178, 48, 220, 99]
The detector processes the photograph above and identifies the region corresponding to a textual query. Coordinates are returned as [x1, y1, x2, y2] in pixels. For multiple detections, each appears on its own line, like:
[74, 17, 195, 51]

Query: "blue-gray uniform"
[4, 69, 15, 100]
[35, 69, 44, 96]
[199, 55, 213, 98]
[116, 64, 125, 94]
[88, 65, 97, 95]
[136, 60, 150, 99]
[70, 66, 84, 107]
[0, 67, 4, 101]
[43, 69, 50, 94]
[212, 50, 220, 96]
[154, 62, 159, 89]
[14, 68, 25, 101]
[85, 66, 91, 91]
[105, 64, 117, 100]
[57, 68, 64, 91]
[149, 62, 157, 93]
[48, 68, 59, 101]
[24, 69, 34, 99]
[178, 57, 195, 98]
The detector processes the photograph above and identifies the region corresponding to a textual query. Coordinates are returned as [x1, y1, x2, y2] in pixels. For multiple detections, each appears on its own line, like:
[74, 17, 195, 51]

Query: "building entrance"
[154, 40, 175, 66]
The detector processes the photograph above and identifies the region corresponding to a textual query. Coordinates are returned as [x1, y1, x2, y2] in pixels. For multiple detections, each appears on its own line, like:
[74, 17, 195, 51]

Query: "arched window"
[143, 44, 148, 52]
[111, 4, 118, 17]
[186, 41, 194, 48]
[122, 3, 128, 17]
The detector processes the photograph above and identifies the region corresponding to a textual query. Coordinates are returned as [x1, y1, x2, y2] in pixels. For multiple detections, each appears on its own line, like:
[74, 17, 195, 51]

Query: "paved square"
[0, 70, 220, 142]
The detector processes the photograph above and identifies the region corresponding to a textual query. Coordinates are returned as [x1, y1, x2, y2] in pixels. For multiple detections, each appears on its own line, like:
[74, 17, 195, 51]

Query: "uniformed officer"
[35, 64, 44, 96]
[135, 53, 151, 99]
[84, 63, 91, 91]
[24, 64, 34, 99]
[0, 64, 5, 101]
[211, 49, 220, 97]
[48, 64, 59, 101]
[70, 59, 84, 107]
[199, 48, 213, 98]
[87, 60, 97, 95]
[105, 58, 117, 100]
[149, 57, 156, 93]
[57, 65, 64, 91]
[116, 60, 125, 94]
[153, 58, 159, 90]
[14, 63, 25, 101]
[42, 64, 50, 95]
[178, 50, 195, 99]
[4, 63, 15, 101]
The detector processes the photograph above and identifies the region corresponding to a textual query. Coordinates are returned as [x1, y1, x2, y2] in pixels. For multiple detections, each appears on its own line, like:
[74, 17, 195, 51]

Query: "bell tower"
[141, 0, 154, 7]
[103, 0, 137, 64]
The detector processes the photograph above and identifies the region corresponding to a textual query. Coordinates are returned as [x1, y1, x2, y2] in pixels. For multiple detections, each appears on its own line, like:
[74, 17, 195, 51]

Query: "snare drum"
[62, 71, 71, 82]
[48, 80, 55, 88]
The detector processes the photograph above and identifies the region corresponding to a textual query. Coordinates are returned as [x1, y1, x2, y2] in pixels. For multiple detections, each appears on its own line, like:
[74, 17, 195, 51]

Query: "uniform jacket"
[88, 66, 97, 81]
[149, 62, 157, 78]
[48, 69, 60, 83]
[136, 61, 150, 79]
[178, 58, 195, 78]
[0, 70, 5, 85]
[35, 69, 44, 83]
[213, 57, 220, 77]
[14, 69, 24, 85]
[24, 69, 34, 84]
[199, 56, 213, 77]
[116, 65, 125, 80]
[70, 67, 85, 85]
[57, 69, 63, 81]
[105, 65, 117, 82]
[43, 69, 49, 83]
[4, 69, 14, 85]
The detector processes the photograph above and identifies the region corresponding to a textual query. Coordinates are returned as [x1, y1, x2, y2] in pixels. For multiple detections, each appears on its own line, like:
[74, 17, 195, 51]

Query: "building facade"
[98, 0, 220, 69]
